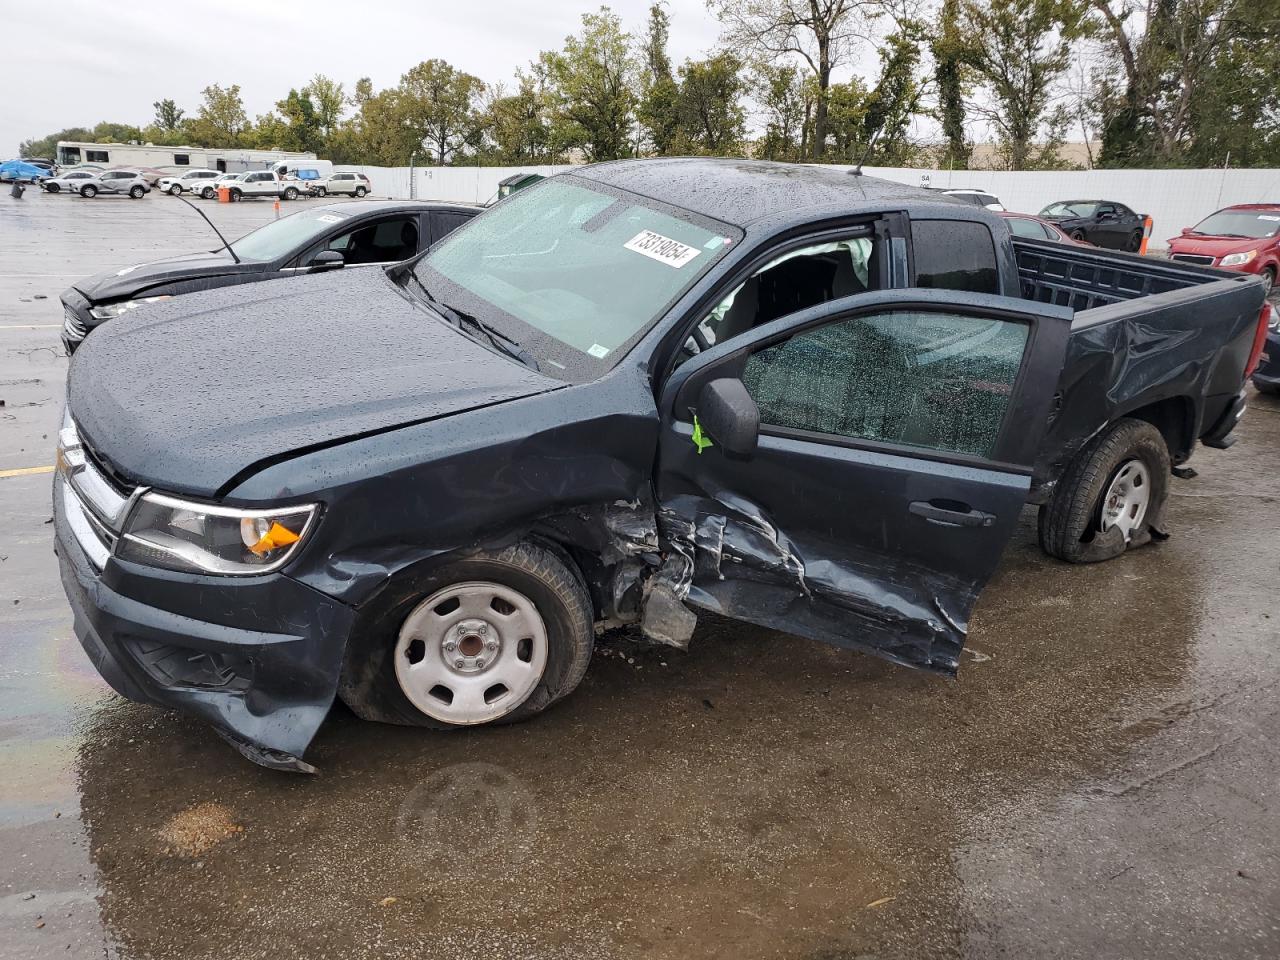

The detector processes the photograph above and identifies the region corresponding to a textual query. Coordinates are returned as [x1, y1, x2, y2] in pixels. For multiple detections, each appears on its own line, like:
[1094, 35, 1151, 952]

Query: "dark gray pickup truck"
[53, 159, 1271, 772]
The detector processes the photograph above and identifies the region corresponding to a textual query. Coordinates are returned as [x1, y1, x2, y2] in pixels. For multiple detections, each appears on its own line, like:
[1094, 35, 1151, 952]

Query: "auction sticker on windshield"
[316, 214, 347, 224]
[624, 230, 701, 268]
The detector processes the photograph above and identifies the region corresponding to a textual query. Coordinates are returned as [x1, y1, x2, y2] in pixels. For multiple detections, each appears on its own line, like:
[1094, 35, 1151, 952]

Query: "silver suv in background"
[158, 169, 223, 195]
[314, 171, 371, 197]
[41, 170, 98, 194]
[77, 170, 150, 199]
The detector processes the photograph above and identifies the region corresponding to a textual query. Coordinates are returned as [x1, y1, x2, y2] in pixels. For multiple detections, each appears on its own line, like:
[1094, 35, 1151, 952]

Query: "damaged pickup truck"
[54, 159, 1272, 772]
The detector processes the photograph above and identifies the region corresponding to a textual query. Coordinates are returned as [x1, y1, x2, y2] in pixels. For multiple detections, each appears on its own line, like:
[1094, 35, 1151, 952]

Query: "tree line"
[20, 0, 1280, 171]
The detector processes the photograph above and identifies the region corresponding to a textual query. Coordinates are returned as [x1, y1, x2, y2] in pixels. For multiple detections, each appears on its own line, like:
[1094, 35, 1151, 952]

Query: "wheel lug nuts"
[486, 639, 497, 650]
[476, 658, 485, 668]
[455, 659, 465, 668]
[477, 624, 488, 635]
[445, 641, 457, 652]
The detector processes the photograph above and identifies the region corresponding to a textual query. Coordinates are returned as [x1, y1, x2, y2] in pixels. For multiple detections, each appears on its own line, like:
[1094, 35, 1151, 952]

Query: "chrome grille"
[58, 418, 140, 570]
[63, 306, 88, 341]
[1170, 253, 1215, 266]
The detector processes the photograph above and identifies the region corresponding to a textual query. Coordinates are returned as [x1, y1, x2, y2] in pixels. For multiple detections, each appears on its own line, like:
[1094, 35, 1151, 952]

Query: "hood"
[1167, 234, 1270, 258]
[68, 269, 562, 498]
[72, 250, 253, 302]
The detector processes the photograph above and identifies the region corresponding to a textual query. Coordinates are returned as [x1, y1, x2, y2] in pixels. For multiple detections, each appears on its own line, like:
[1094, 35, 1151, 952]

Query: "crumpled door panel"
[648, 491, 978, 673]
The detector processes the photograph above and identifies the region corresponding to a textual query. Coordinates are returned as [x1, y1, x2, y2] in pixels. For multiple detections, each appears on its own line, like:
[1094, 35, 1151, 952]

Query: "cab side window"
[740, 309, 1029, 458]
[910, 220, 999, 294]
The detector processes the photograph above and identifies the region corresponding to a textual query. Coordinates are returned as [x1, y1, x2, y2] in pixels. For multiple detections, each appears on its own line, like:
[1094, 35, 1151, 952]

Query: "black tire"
[1127, 230, 1144, 252]
[80, 185, 96, 198]
[1038, 418, 1171, 563]
[169, 184, 182, 195]
[46, 183, 60, 193]
[1070, 229, 1087, 243]
[1261, 267, 1275, 297]
[1254, 379, 1278, 395]
[283, 186, 298, 200]
[201, 186, 215, 199]
[354, 185, 367, 197]
[315, 186, 326, 198]
[129, 185, 144, 199]
[229, 188, 242, 202]
[339, 541, 594, 730]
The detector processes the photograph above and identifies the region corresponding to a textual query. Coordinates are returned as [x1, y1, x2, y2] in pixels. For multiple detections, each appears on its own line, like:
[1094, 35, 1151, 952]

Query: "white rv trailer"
[55, 141, 319, 174]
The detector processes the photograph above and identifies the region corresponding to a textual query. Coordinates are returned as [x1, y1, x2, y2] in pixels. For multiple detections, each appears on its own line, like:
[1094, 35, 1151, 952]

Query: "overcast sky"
[0, 0, 730, 157]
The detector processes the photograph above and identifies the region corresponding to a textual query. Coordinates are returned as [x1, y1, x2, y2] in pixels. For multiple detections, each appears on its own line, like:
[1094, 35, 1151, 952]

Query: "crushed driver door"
[651, 288, 1072, 674]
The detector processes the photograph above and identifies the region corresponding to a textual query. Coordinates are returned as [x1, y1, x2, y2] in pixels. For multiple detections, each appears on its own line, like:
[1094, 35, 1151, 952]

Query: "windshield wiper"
[403, 274, 540, 372]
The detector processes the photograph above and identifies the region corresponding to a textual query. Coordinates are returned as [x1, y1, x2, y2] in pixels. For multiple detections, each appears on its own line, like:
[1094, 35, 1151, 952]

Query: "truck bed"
[1012, 238, 1268, 500]
[1012, 237, 1238, 310]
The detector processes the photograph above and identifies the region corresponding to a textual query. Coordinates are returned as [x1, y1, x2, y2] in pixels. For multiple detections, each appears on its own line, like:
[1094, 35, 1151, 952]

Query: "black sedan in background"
[1038, 200, 1147, 250]
[61, 200, 481, 352]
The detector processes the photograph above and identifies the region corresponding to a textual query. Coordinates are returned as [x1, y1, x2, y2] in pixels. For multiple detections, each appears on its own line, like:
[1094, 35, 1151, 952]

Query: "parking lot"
[3, 189, 1280, 959]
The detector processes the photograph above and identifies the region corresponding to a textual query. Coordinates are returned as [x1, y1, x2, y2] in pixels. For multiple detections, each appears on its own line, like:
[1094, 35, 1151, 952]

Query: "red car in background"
[998, 211, 1087, 245]
[1168, 204, 1280, 296]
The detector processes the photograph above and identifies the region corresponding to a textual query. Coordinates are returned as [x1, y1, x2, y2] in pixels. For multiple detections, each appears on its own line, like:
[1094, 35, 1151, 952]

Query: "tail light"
[1244, 301, 1274, 378]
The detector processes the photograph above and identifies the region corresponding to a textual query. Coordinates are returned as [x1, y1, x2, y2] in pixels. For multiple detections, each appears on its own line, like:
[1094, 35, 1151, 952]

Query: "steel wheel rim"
[394, 580, 549, 725]
[1099, 458, 1151, 542]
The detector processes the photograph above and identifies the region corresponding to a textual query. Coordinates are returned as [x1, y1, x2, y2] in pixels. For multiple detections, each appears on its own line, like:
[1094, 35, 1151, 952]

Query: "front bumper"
[54, 474, 356, 771]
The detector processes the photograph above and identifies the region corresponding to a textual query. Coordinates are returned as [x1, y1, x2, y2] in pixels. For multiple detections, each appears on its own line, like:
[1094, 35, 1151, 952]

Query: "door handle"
[909, 500, 996, 528]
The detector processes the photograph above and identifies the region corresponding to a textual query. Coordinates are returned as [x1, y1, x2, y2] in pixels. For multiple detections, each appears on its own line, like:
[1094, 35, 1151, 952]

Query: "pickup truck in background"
[225, 170, 306, 201]
[53, 159, 1270, 772]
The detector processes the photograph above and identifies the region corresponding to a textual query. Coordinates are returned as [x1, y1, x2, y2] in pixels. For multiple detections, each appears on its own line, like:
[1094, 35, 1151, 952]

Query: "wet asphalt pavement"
[2, 189, 1279, 960]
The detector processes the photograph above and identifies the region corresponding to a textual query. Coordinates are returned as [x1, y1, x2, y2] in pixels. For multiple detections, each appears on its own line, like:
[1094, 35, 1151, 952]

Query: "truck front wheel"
[1038, 418, 1171, 563]
[339, 541, 594, 730]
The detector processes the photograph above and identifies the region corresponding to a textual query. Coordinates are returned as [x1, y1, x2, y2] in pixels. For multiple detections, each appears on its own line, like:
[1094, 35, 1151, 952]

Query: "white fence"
[345, 161, 1280, 249]
[340, 164, 574, 206]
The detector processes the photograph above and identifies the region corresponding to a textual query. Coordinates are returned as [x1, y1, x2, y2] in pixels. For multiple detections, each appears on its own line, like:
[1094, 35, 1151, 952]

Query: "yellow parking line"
[0, 465, 55, 478]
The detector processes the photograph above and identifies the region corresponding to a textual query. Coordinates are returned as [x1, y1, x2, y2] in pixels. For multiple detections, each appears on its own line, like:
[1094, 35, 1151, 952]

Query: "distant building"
[56, 141, 318, 173]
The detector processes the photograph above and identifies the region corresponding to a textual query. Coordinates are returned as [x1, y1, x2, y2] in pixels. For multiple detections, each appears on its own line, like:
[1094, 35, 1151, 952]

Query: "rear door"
[654, 288, 1071, 674]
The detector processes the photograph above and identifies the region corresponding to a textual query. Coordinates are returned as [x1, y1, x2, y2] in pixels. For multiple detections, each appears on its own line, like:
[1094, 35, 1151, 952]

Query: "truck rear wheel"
[339, 542, 594, 730]
[1038, 418, 1171, 563]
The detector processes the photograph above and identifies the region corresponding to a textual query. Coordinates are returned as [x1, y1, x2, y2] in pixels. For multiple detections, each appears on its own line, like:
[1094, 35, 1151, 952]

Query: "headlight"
[117, 492, 318, 575]
[88, 296, 172, 321]
[1219, 250, 1257, 267]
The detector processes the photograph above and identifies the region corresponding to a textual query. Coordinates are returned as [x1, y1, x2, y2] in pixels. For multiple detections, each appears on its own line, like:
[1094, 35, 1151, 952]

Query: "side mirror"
[308, 250, 344, 271]
[696, 378, 759, 457]
[1181, 226, 1192, 235]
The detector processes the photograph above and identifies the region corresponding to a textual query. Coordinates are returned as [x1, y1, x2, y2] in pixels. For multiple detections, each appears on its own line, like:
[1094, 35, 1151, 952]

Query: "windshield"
[1190, 209, 1280, 239]
[1040, 201, 1098, 218]
[410, 178, 740, 381]
[229, 208, 353, 262]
